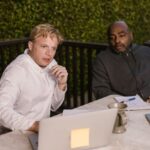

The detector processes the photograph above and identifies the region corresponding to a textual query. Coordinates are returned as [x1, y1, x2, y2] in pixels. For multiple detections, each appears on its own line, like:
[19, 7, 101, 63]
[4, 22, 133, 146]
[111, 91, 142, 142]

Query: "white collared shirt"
[0, 50, 66, 130]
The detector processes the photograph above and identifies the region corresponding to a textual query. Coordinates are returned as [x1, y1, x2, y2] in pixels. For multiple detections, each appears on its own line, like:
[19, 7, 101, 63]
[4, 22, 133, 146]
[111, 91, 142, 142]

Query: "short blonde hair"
[29, 23, 64, 44]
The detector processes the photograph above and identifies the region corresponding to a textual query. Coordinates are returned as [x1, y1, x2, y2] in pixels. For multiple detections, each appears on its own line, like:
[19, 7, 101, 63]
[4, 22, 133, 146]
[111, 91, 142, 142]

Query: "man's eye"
[52, 48, 56, 52]
[119, 33, 126, 37]
[41, 45, 47, 48]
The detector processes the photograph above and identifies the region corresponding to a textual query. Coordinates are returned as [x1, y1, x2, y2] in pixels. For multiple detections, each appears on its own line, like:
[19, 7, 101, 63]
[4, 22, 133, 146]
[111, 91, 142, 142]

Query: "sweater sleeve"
[47, 59, 67, 112]
[50, 84, 66, 112]
[0, 65, 34, 130]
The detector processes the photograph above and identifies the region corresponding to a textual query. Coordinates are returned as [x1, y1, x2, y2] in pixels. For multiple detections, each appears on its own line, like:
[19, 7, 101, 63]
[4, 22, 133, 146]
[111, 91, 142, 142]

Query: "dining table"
[0, 94, 150, 150]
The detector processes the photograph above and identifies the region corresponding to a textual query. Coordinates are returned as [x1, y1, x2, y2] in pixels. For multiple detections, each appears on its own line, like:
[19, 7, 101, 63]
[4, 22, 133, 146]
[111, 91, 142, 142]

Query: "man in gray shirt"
[92, 20, 150, 101]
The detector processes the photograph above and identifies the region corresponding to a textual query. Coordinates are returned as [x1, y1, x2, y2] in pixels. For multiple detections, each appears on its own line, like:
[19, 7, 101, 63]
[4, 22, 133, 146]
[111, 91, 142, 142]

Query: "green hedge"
[0, 0, 150, 43]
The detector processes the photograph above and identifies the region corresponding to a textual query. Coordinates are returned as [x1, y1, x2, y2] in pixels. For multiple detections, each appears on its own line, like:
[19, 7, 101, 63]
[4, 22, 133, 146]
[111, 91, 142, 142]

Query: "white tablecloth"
[0, 95, 150, 150]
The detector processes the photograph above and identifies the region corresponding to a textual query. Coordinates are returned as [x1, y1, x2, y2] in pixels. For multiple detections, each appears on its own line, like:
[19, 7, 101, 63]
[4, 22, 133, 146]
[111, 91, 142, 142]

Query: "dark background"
[0, 0, 150, 43]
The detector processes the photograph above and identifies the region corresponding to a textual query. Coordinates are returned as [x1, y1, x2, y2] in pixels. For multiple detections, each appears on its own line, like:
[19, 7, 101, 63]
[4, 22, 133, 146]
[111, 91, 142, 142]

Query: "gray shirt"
[92, 44, 150, 100]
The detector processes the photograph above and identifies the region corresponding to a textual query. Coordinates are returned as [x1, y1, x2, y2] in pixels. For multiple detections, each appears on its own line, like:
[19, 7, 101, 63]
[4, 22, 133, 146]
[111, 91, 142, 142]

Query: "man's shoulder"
[93, 48, 114, 66]
[132, 44, 150, 56]
[12, 53, 31, 65]
[133, 44, 150, 51]
[4, 54, 28, 74]
[141, 45, 150, 50]
[95, 48, 114, 61]
[96, 48, 112, 57]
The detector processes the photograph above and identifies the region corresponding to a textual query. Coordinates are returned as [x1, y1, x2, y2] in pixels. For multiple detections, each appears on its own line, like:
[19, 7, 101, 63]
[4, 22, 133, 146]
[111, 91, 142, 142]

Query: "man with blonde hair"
[0, 23, 68, 134]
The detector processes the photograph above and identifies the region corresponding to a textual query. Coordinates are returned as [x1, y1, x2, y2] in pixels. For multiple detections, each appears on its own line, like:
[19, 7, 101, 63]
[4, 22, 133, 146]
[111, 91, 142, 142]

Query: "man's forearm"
[58, 83, 67, 91]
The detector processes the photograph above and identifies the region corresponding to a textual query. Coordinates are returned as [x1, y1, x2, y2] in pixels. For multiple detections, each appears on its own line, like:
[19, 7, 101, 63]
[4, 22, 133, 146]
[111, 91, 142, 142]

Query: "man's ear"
[130, 32, 133, 41]
[28, 41, 33, 51]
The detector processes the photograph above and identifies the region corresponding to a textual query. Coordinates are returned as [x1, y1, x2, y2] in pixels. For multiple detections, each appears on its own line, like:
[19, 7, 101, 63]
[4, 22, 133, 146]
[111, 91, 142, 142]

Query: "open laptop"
[37, 108, 117, 150]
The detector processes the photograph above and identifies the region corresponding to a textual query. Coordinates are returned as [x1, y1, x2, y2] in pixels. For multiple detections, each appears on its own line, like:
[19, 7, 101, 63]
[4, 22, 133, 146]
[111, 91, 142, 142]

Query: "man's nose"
[115, 36, 120, 43]
[46, 48, 52, 56]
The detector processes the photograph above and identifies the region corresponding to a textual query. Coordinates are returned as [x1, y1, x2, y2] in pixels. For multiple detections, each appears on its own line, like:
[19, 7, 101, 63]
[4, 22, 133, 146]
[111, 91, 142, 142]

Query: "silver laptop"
[38, 109, 117, 150]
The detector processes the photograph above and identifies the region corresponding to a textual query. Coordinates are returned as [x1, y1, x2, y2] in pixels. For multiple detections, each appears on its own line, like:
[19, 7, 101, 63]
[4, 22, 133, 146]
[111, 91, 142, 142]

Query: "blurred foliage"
[0, 0, 150, 43]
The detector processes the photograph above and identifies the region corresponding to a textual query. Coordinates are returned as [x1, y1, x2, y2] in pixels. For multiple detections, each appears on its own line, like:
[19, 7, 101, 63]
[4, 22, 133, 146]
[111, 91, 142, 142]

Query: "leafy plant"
[0, 0, 150, 43]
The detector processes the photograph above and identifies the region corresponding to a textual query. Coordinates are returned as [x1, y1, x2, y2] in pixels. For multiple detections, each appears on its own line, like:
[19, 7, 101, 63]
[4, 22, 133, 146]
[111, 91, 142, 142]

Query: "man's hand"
[147, 96, 150, 103]
[27, 121, 39, 133]
[50, 65, 68, 91]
